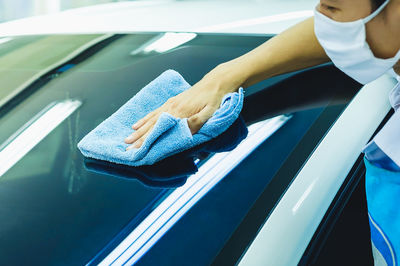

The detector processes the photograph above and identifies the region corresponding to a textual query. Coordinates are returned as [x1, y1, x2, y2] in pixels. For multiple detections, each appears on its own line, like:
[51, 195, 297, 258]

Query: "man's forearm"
[210, 17, 330, 92]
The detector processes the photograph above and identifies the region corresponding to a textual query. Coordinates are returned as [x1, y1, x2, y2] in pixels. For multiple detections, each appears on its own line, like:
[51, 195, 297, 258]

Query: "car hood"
[0, 0, 315, 37]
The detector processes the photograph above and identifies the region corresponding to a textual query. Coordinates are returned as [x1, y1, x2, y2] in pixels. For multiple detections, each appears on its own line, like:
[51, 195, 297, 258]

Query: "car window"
[0, 33, 273, 265]
[0, 35, 106, 108]
[0, 33, 361, 265]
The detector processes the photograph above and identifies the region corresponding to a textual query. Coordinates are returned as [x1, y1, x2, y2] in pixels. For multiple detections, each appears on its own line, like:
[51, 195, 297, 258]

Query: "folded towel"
[83, 115, 248, 188]
[77, 69, 244, 166]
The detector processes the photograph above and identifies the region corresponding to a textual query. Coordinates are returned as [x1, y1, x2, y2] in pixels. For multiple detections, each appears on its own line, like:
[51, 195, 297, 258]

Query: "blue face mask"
[314, 0, 400, 84]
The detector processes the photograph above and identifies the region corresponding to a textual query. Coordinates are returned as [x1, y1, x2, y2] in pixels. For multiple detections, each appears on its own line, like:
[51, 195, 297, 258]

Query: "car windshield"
[0, 35, 106, 108]
[0, 33, 360, 265]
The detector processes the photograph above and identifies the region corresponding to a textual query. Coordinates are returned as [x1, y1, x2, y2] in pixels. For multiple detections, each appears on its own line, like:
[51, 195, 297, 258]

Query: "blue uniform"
[363, 79, 400, 266]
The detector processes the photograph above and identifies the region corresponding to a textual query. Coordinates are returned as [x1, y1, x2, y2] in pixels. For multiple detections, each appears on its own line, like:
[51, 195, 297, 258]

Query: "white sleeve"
[374, 110, 400, 168]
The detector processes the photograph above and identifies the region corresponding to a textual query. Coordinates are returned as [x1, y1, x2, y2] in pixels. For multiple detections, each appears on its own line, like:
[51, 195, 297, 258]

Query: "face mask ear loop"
[389, 68, 400, 82]
[363, 0, 391, 23]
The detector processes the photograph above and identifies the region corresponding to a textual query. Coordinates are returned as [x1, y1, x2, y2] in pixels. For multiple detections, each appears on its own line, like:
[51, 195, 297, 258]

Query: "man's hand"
[124, 77, 230, 150]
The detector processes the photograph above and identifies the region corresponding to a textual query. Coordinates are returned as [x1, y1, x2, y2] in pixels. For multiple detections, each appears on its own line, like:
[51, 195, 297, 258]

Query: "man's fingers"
[127, 128, 152, 150]
[126, 132, 148, 150]
[187, 106, 215, 135]
[126, 127, 152, 150]
[133, 98, 175, 129]
[132, 109, 158, 130]
[125, 116, 157, 144]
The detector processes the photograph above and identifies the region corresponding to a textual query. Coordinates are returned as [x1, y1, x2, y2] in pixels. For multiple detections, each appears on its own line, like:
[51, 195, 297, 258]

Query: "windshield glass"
[0, 35, 107, 108]
[0, 33, 360, 265]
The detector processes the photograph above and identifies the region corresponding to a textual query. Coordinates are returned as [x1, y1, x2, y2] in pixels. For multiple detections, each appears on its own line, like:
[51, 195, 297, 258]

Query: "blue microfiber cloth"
[77, 69, 244, 166]
[83, 115, 248, 189]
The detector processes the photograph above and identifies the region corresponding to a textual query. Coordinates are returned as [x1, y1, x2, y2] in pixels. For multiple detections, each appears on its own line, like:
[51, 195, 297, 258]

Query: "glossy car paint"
[0, 0, 316, 36]
[239, 74, 395, 266]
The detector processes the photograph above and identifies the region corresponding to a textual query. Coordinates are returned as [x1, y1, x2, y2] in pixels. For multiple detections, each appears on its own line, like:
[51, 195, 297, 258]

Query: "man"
[126, 0, 400, 264]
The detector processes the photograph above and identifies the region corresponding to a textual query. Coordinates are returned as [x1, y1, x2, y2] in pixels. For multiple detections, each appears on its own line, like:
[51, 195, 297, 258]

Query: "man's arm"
[211, 17, 330, 93]
[126, 17, 331, 149]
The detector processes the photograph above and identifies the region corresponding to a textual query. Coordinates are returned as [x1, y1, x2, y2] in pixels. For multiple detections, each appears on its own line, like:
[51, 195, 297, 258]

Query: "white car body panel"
[239, 75, 396, 266]
[0, 0, 316, 36]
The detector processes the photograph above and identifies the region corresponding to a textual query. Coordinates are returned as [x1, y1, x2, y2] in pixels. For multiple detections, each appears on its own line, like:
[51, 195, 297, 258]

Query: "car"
[0, 1, 397, 265]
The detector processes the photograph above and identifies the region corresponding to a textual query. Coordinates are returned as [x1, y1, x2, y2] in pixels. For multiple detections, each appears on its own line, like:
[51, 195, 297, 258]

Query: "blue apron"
[364, 156, 400, 266]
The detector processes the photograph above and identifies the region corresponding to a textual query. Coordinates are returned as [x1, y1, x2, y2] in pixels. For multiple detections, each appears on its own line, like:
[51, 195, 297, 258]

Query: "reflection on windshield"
[84, 156, 194, 188]
[130, 32, 197, 55]
[65, 106, 84, 194]
[0, 34, 110, 108]
[0, 37, 13, 45]
[99, 114, 291, 265]
[0, 99, 81, 177]
[84, 115, 249, 188]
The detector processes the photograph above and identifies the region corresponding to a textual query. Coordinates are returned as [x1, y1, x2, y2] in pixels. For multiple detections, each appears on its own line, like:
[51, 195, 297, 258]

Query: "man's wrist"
[205, 61, 249, 94]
